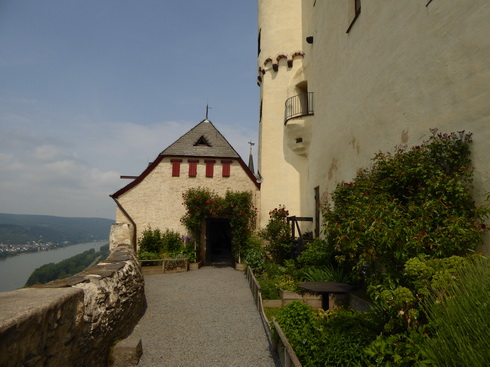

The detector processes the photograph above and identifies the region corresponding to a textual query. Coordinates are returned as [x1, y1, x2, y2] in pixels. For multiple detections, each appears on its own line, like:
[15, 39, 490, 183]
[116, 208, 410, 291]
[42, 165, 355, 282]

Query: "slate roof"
[161, 119, 240, 158]
[111, 119, 260, 199]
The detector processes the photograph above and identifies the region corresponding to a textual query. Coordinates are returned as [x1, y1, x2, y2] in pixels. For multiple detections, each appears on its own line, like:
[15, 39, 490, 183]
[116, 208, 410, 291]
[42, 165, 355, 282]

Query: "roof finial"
[205, 104, 212, 121]
[248, 141, 255, 174]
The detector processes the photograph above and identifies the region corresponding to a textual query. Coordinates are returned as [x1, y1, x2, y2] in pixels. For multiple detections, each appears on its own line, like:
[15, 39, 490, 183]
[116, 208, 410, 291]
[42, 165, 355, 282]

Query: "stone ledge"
[109, 337, 143, 367]
[0, 244, 145, 367]
[0, 287, 83, 333]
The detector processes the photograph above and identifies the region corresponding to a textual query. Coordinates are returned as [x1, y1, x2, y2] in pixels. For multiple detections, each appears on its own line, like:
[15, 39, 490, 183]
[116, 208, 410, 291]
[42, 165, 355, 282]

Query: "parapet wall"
[0, 244, 145, 367]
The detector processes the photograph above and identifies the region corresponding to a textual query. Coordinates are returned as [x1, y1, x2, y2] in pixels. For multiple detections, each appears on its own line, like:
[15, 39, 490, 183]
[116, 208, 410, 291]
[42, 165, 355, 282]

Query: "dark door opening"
[205, 218, 233, 266]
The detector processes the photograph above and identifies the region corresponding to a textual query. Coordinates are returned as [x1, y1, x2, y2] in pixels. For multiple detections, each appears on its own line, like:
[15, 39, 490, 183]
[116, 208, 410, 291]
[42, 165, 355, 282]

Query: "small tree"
[259, 206, 292, 264]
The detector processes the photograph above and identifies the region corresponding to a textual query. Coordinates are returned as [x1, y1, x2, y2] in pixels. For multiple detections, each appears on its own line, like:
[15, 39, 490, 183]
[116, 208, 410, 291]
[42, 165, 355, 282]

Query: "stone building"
[111, 119, 260, 261]
[257, 0, 490, 252]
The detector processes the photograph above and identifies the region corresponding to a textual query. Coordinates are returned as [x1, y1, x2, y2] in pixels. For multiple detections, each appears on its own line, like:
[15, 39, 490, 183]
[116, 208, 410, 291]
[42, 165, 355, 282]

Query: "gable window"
[188, 159, 198, 177]
[346, 0, 361, 34]
[171, 159, 182, 177]
[205, 160, 215, 178]
[221, 160, 232, 177]
[194, 135, 211, 147]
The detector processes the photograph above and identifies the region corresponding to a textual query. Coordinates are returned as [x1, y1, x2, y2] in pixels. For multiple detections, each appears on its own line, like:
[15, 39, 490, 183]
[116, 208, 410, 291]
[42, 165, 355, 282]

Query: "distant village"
[0, 241, 71, 257]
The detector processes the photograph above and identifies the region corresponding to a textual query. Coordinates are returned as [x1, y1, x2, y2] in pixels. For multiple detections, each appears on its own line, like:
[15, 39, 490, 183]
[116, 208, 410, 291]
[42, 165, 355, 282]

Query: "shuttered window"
[188, 159, 198, 177]
[171, 159, 182, 177]
[205, 160, 215, 178]
[221, 160, 231, 177]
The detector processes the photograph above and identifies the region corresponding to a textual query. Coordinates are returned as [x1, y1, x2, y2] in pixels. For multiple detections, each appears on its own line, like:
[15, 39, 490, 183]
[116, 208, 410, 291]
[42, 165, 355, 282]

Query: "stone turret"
[257, 0, 310, 228]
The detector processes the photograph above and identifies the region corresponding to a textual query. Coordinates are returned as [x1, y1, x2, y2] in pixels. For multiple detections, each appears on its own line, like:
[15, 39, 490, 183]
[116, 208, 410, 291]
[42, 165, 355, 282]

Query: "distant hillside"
[0, 213, 113, 245]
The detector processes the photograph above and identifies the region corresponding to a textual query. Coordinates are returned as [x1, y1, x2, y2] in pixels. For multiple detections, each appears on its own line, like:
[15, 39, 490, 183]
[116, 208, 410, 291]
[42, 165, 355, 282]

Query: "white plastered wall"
[299, 0, 490, 253]
[114, 158, 260, 245]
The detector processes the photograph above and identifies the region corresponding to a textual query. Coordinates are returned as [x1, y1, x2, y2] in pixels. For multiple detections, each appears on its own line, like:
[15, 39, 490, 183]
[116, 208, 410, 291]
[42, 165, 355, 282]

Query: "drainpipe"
[110, 195, 138, 253]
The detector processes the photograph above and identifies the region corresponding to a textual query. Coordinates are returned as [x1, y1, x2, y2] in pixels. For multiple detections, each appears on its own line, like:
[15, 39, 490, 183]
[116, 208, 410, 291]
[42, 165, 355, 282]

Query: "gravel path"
[130, 266, 278, 367]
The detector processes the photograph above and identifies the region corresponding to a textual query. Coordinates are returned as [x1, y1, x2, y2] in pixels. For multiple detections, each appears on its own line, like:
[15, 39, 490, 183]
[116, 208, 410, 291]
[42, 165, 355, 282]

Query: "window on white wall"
[221, 160, 231, 177]
[171, 159, 182, 177]
[188, 159, 198, 177]
[205, 160, 215, 178]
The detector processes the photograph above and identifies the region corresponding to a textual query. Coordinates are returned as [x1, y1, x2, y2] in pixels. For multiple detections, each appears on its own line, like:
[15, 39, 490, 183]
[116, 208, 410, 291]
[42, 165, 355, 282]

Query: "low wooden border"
[245, 267, 302, 367]
[138, 258, 188, 274]
[272, 320, 302, 367]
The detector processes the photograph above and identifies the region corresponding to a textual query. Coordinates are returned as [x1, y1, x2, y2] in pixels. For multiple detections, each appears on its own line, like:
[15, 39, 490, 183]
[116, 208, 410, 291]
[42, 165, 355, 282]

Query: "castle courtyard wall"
[0, 244, 145, 367]
[115, 157, 260, 243]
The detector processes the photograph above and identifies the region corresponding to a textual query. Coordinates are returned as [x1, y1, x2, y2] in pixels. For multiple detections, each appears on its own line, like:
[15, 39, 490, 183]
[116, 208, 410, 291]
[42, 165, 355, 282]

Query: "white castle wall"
[258, 0, 490, 252]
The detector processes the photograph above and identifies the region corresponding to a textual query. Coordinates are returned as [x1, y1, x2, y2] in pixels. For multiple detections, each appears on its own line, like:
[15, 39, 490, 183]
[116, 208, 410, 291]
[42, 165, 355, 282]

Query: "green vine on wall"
[180, 188, 256, 261]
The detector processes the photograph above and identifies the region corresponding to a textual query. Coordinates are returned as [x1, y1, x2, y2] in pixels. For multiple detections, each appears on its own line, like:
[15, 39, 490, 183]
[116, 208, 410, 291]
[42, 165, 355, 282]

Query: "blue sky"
[0, 0, 259, 219]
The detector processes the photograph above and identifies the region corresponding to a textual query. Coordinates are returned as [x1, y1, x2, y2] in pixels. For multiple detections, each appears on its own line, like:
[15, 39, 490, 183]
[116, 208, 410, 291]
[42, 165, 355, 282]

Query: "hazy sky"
[0, 0, 259, 219]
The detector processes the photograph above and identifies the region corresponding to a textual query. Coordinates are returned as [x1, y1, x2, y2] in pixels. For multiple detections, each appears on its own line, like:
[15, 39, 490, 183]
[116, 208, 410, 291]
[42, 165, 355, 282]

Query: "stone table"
[298, 281, 353, 309]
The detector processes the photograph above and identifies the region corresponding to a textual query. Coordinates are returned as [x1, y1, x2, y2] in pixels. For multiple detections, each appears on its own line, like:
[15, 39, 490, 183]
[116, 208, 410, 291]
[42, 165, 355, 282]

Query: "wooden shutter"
[205, 160, 215, 178]
[221, 160, 231, 177]
[188, 159, 198, 177]
[171, 159, 182, 177]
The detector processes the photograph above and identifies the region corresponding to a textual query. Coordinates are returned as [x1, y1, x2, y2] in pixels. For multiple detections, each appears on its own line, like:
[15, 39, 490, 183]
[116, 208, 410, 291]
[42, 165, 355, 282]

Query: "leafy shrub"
[260, 206, 292, 264]
[403, 255, 471, 299]
[316, 307, 378, 366]
[274, 302, 321, 366]
[364, 330, 433, 366]
[258, 277, 281, 300]
[275, 302, 378, 366]
[243, 235, 267, 274]
[138, 228, 184, 258]
[323, 130, 488, 290]
[138, 227, 163, 254]
[296, 237, 334, 266]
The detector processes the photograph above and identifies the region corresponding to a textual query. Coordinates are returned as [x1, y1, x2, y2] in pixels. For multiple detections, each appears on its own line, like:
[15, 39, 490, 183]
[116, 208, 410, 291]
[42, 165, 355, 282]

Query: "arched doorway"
[205, 218, 233, 265]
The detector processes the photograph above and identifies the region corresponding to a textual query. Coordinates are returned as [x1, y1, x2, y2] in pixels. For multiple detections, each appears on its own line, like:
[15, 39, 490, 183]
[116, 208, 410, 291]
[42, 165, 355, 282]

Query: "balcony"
[284, 92, 314, 124]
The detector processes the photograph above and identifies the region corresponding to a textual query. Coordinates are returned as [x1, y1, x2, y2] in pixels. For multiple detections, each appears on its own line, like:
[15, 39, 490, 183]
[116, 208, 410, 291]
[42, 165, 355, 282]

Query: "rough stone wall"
[0, 244, 145, 367]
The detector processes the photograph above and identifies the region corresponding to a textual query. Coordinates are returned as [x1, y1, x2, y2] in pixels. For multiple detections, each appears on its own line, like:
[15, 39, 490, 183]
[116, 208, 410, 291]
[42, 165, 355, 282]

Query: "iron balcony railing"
[284, 92, 314, 124]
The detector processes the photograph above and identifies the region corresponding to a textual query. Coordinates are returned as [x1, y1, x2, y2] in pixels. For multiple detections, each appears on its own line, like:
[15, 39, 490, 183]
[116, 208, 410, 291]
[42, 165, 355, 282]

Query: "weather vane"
[205, 104, 212, 120]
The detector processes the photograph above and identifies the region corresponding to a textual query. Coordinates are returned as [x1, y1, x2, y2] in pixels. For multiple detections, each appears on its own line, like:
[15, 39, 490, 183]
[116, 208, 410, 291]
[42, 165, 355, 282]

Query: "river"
[0, 240, 108, 292]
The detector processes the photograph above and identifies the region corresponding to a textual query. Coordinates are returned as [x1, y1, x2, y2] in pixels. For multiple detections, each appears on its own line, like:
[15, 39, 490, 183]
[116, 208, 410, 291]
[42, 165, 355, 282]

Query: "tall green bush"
[138, 227, 184, 257]
[259, 206, 292, 264]
[323, 130, 488, 289]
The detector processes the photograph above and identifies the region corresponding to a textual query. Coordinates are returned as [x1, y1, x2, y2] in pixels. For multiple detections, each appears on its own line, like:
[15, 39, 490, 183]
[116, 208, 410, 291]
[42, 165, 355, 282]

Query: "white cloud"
[0, 115, 258, 219]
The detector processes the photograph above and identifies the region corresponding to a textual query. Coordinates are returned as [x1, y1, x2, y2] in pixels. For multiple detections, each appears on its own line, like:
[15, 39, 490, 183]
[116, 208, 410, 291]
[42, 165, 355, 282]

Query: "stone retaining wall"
[0, 244, 145, 367]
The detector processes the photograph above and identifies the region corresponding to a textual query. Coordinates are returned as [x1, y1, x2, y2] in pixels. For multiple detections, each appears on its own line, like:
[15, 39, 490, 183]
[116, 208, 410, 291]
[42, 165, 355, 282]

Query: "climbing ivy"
[181, 188, 256, 261]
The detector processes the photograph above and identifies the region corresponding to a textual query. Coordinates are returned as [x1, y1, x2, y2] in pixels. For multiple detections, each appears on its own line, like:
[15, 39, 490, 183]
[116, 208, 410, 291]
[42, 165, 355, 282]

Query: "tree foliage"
[323, 130, 488, 289]
[25, 244, 109, 286]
